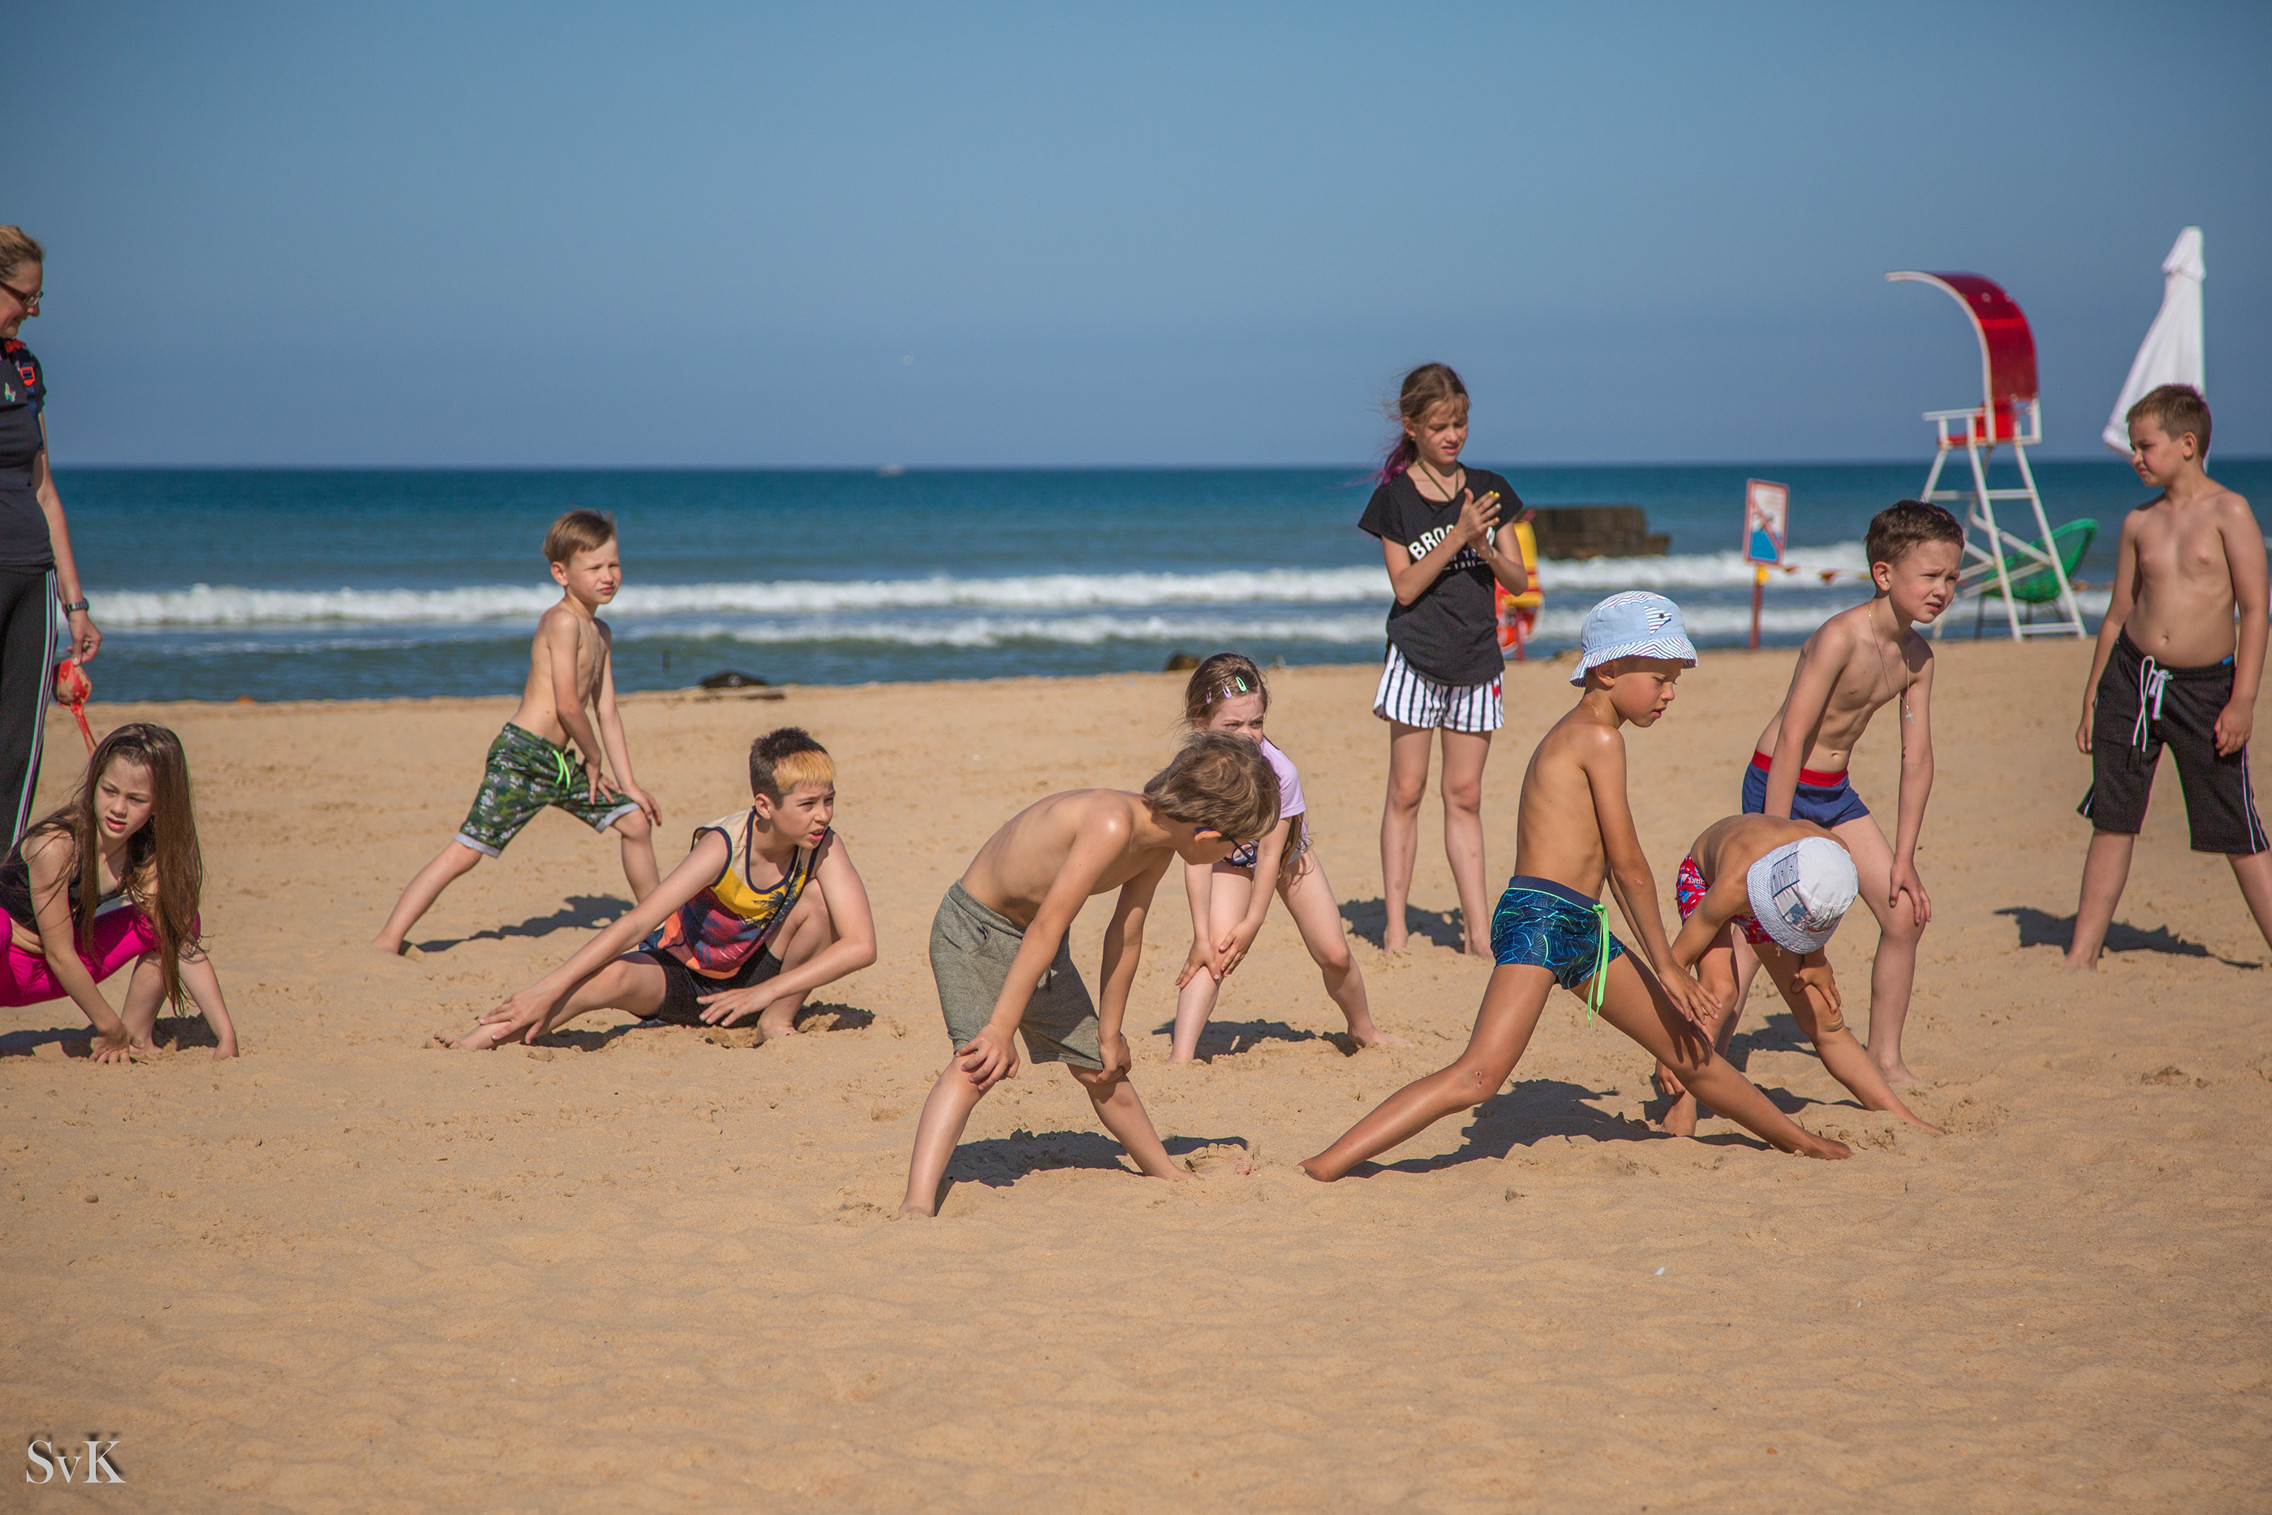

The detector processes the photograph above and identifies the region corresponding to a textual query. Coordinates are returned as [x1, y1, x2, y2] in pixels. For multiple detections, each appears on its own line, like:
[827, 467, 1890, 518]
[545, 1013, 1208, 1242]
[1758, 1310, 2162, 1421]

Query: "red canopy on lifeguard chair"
[1887, 269, 2083, 639]
[1885, 271, 2039, 446]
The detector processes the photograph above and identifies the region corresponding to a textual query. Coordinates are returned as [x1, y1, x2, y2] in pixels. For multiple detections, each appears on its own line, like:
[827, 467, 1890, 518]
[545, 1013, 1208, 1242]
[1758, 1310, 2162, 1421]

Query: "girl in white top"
[1171, 654, 1397, 1061]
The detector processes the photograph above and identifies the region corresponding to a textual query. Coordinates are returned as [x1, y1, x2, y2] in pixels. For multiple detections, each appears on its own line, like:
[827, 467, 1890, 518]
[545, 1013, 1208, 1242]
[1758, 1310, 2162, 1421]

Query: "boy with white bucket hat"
[1302, 594, 1854, 1181]
[1657, 814, 1941, 1137]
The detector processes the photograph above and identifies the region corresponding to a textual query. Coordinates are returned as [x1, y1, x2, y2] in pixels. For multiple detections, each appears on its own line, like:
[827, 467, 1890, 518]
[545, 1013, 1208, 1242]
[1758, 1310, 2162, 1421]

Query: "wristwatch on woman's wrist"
[60, 599, 89, 614]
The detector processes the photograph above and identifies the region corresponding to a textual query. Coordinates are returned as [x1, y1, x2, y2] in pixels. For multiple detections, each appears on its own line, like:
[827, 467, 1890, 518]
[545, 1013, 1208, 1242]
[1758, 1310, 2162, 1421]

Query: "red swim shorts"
[1674, 854, 1772, 948]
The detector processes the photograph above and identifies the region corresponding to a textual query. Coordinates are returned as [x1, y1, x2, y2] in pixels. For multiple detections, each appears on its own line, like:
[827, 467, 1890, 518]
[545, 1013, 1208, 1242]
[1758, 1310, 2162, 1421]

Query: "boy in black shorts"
[2070, 385, 2272, 966]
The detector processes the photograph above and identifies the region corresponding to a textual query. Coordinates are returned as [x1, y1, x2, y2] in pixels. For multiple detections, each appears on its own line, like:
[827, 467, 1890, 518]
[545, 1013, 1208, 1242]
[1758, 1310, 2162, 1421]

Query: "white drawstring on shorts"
[2132, 656, 2170, 752]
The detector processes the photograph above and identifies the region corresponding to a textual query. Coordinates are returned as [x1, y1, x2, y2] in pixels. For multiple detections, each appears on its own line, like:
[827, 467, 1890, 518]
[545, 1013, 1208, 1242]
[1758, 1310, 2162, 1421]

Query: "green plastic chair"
[1974, 519, 2097, 637]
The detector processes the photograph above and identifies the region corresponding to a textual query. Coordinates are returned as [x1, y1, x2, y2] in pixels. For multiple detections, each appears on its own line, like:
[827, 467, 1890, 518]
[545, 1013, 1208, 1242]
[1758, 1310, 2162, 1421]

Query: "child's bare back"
[959, 789, 1169, 925]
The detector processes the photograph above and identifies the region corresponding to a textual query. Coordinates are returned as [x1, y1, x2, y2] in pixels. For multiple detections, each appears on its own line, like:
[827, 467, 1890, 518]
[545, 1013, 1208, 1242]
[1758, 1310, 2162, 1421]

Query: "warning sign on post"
[1744, 479, 1788, 567]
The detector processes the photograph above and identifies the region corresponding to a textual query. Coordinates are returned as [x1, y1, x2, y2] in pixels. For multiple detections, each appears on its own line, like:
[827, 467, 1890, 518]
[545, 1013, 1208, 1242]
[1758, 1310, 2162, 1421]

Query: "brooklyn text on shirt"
[1405, 522, 1496, 565]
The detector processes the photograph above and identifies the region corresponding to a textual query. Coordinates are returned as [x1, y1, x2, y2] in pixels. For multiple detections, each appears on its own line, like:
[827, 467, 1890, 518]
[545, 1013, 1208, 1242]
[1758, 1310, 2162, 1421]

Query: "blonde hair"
[0, 226, 44, 286]
[542, 509, 616, 566]
[749, 727, 833, 801]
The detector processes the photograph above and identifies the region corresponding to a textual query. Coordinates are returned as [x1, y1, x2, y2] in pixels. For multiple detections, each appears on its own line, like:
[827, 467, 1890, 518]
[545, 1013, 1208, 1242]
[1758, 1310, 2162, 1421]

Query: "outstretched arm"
[592, 641, 659, 822]
[1094, 859, 1169, 1081]
[2079, 515, 2140, 754]
[1213, 816, 1290, 976]
[1586, 734, 1718, 1028]
[1888, 647, 1936, 925]
[2217, 494, 2267, 756]
[958, 818, 1129, 1089]
[695, 836, 880, 1026]
[542, 612, 614, 801]
[1765, 626, 1848, 818]
[1668, 871, 1748, 973]
[22, 835, 130, 1059]
[30, 421, 99, 664]
[481, 831, 728, 1038]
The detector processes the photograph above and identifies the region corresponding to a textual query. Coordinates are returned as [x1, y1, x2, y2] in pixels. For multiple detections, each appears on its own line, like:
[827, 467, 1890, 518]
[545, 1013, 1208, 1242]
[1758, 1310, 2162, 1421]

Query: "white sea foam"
[95, 547, 1879, 628]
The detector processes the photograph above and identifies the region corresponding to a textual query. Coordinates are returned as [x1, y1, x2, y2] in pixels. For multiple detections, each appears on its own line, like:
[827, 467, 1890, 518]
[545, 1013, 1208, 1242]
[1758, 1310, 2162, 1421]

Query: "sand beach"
[4, 641, 2268, 1511]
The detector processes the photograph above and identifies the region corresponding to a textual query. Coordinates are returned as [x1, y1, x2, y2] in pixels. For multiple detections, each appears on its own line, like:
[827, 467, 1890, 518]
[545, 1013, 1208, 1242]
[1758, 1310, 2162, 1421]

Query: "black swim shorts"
[2080, 630, 2267, 855]
[634, 946, 786, 1026]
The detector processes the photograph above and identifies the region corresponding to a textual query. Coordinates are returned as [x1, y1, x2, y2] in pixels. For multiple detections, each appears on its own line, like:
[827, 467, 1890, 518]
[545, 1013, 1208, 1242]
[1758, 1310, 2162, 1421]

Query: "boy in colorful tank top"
[437, 728, 877, 1049]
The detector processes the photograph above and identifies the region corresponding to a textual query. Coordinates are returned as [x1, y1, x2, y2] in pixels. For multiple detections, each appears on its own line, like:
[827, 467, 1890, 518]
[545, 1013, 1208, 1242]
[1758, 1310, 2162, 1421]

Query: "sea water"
[57, 459, 2272, 703]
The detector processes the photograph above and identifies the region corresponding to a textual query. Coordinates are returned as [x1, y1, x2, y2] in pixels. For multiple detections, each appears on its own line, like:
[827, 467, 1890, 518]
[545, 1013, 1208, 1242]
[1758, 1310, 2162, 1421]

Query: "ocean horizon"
[57, 458, 2272, 704]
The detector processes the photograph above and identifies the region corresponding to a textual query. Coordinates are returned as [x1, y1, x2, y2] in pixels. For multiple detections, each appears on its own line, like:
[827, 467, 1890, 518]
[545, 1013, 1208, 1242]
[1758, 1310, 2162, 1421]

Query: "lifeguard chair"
[1886, 271, 2086, 640]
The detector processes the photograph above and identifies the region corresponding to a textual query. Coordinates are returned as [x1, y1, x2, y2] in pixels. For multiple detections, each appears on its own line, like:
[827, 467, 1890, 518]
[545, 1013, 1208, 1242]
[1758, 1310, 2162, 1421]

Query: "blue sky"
[14, 2, 2270, 466]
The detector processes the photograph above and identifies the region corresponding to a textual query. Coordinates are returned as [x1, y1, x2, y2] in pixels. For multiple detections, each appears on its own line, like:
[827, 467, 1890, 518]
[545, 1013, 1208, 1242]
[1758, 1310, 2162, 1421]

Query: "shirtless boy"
[2069, 385, 2270, 966]
[1741, 501, 1963, 1084]
[1656, 814, 1940, 1136]
[373, 510, 661, 955]
[437, 727, 876, 1049]
[1300, 594, 1851, 1183]
[900, 732, 1280, 1217]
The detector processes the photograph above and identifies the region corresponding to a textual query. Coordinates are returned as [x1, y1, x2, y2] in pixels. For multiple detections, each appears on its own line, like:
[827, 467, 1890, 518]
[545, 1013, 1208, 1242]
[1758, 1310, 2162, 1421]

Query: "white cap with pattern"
[1744, 837, 1859, 955]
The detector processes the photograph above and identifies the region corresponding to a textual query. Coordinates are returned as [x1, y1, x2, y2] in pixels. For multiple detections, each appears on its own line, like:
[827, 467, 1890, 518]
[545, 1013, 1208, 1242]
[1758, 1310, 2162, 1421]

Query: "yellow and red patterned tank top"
[642, 808, 823, 978]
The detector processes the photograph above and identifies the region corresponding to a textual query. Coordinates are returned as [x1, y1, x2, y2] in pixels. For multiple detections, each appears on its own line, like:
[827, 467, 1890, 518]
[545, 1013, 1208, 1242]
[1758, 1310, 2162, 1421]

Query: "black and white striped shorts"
[1372, 644, 1504, 733]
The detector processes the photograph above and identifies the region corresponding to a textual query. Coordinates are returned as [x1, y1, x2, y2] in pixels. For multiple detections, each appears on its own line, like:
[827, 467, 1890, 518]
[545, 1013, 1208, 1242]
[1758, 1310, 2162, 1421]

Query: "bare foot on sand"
[1876, 1058, 1922, 1086]
[432, 1021, 514, 1051]
[1796, 1132, 1853, 1160]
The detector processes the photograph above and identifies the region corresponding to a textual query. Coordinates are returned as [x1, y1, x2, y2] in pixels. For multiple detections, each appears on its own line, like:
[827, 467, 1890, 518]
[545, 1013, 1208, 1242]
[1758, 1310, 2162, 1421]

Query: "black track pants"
[0, 567, 58, 844]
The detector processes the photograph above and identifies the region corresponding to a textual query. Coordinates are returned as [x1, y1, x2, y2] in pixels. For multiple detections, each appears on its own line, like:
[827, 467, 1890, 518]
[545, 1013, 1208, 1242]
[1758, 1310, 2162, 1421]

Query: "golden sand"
[4, 642, 2268, 1511]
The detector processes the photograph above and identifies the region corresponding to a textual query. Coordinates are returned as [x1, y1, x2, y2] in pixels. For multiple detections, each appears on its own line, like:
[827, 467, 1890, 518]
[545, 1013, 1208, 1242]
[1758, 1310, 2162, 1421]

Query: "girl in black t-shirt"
[1356, 363, 1534, 955]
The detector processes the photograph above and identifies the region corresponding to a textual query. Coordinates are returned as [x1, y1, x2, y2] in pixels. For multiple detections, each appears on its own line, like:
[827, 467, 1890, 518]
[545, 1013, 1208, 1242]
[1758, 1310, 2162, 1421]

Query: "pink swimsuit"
[1, 904, 162, 1008]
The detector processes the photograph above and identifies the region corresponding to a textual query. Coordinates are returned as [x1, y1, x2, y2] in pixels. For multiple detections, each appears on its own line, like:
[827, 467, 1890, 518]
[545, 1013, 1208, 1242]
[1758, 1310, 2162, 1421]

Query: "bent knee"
[1310, 938, 1354, 974]
[1443, 1060, 1504, 1108]
[614, 810, 653, 841]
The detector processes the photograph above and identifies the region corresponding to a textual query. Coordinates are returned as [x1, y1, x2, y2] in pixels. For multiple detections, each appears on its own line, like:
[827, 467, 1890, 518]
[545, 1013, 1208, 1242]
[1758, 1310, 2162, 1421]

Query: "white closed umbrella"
[2104, 227, 2205, 452]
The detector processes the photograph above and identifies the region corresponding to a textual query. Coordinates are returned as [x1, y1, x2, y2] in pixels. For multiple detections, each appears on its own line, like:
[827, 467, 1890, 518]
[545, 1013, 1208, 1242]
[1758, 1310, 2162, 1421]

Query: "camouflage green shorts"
[455, 723, 639, 857]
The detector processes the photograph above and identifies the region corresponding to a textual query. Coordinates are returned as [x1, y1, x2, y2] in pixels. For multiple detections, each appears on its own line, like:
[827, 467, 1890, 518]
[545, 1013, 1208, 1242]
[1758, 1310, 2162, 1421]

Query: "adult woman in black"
[0, 227, 101, 842]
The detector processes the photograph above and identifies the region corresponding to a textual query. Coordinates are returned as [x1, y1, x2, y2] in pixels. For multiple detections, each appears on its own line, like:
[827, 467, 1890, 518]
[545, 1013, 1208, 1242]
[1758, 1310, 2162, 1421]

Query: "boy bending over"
[2071, 384, 2270, 964]
[1741, 501, 1965, 1084]
[1300, 595, 1851, 1183]
[1656, 815, 1939, 1136]
[901, 732, 1279, 1217]
[438, 728, 875, 1048]
[376, 510, 661, 954]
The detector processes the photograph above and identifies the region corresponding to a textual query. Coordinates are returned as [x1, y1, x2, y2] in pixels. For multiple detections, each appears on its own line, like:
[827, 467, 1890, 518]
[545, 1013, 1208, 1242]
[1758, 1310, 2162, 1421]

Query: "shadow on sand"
[1, 1013, 226, 1059]
[941, 1130, 1247, 1197]
[527, 1000, 876, 1051]
[1144, 1016, 1361, 1060]
[1996, 905, 2261, 970]
[1339, 897, 1467, 951]
[1338, 1078, 1765, 1179]
[413, 894, 632, 955]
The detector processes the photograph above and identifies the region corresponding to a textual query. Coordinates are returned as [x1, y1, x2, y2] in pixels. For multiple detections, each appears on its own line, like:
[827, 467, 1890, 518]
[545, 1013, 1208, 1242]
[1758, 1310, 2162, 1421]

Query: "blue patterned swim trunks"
[1489, 874, 1627, 996]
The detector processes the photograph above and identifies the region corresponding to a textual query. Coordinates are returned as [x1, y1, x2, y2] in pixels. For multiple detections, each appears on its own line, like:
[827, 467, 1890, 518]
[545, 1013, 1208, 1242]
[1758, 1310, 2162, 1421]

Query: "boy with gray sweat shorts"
[900, 732, 1281, 1217]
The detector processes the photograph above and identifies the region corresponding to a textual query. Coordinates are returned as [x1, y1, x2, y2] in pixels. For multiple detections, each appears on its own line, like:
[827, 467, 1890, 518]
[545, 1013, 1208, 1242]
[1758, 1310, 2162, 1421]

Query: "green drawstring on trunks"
[553, 746, 576, 793]
[1584, 898, 1609, 1025]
